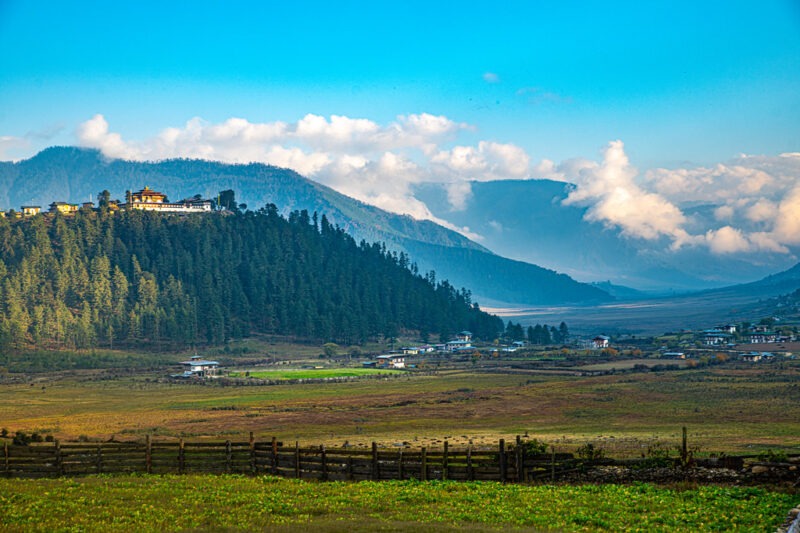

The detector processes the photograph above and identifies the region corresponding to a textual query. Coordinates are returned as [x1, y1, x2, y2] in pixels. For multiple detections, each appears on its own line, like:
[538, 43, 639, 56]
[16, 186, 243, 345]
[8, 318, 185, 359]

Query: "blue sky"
[2, 1, 800, 260]
[2, 1, 798, 165]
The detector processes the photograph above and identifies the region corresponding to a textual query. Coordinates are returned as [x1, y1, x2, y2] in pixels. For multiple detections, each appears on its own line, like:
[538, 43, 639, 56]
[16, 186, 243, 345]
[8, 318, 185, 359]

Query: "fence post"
[499, 439, 507, 482]
[225, 440, 232, 474]
[515, 435, 523, 483]
[346, 456, 353, 480]
[550, 445, 556, 483]
[294, 441, 300, 478]
[442, 441, 448, 481]
[3, 441, 8, 477]
[467, 441, 474, 481]
[179, 439, 185, 474]
[271, 437, 278, 475]
[421, 447, 428, 481]
[398, 449, 404, 480]
[145, 435, 152, 474]
[55, 439, 63, 476]
[96, 444, 103, 474]
[320, 445, 327, 481]
[371, 442, 379, 481]
[681, 426, 688, 465]
[249, 432, 256, 474]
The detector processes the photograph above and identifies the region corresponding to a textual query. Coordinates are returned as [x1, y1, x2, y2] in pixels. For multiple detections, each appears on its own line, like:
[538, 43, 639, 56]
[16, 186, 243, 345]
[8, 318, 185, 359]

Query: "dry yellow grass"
[2, 363, 799, 455]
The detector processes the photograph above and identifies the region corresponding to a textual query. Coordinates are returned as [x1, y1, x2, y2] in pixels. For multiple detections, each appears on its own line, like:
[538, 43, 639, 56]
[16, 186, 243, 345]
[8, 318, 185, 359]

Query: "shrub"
[519, 439, 548, 456]
[757, 449, 788, 463]
[576, 443, 604, 460]
[12, 431, 30, 446]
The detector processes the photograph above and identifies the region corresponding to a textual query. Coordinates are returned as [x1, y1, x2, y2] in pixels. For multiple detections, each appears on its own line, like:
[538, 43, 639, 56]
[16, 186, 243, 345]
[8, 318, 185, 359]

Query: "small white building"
[175, 356, 220, 378]
[457, 331, 473, 342]
[445, 340, 472, 352]
[376, 354, 405, 369]
[592, 335, 610, 349]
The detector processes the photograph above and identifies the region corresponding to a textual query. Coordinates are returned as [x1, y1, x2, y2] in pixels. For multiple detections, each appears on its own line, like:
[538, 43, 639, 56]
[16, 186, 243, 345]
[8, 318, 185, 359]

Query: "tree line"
[503, 321, 569, 345]
[0, 201, 504, 351]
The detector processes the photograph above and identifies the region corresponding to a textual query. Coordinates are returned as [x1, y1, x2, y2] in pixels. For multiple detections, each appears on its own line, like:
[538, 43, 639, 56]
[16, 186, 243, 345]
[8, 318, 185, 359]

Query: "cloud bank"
[76, 114, 800, 257]
[549, 142, 800, 255]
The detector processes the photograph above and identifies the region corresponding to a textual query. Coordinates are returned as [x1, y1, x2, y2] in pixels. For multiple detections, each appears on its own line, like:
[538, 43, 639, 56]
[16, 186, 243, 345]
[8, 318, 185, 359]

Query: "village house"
[173, 356, 220, 378]
[445, 340, 472, 352]
[703, 331, 733, 346]
[123, 186, 212, 213]
[20, 205, 41, 217]
[376, 354, 405, 369]
[591, 335, 610, 349]
[748, 331, 777, 344]
[49, 202, 80, 215]
[456, 331, 473, 342]
[740, 352, 763, 363]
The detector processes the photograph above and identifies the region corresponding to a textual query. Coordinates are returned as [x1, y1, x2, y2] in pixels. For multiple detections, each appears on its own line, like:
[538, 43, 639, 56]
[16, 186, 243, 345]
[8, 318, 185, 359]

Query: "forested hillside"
[0, 147, 612, 305]
[0, 206, 503, 350]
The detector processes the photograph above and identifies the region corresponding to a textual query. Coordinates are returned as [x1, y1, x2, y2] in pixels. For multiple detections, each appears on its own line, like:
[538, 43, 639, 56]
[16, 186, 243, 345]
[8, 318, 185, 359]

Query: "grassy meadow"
[229, 368, 400, 379]
[2, 357, 799, 455]
[1, 475, 795, 532]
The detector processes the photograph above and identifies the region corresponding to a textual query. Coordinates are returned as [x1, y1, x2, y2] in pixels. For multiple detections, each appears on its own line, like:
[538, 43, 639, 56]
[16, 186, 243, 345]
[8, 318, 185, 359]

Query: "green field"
[229, 368, 401, 379]
[3, 361, 800, 455]
[0, 475, 795, 532]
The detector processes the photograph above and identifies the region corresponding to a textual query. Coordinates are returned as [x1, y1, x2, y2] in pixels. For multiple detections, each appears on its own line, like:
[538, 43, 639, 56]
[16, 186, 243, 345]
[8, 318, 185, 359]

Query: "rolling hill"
[0, 147, 611, 306]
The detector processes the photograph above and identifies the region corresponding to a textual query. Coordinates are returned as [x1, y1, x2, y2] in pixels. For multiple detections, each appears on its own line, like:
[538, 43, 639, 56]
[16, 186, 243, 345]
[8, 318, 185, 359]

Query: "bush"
[757, 449, 788, 463]
[577, 443, 604, 460]
[12, 431, 30, 446]
[519, 439, 548, 455]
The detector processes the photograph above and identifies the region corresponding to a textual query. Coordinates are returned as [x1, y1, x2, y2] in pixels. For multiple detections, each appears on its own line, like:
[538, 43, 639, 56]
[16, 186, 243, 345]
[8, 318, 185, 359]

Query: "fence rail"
[2, 434, 797, 482]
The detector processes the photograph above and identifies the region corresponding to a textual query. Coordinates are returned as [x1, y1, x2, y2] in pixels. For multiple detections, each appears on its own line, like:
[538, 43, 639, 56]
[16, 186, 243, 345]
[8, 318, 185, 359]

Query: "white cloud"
[431, 141, 530, 181]
[0, 135, 30, 161]
[704, 226, 752, 254]
[483, 72, 500, 83]
[714, 205, 735, 221]
[75, 113, 800, 258]
[445, 182, 473, 211]
[552, 142, 800, 255]
[772, 185, 800, 246]
[562, 140, 690, 246]
[745, 199, 777, 224]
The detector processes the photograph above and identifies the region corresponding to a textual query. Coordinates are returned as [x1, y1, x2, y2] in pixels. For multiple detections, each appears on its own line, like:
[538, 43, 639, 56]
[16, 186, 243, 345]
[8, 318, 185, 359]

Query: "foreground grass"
[0, 475, 795, 532]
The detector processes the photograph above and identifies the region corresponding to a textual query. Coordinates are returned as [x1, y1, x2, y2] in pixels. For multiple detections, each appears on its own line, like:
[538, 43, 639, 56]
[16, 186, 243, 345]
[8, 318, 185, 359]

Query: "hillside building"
[124, 186, 212, 213]
[49, 202, 80, 215]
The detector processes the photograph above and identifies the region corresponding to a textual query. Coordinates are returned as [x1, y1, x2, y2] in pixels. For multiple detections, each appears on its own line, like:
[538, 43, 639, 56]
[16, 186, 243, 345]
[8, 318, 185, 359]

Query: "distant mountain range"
[0, 147, 611, 306]
[413, 180, 799, 291]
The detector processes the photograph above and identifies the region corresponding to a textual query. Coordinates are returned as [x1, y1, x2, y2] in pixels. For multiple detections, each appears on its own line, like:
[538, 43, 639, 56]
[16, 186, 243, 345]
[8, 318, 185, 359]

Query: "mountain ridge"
[0, 147, 611, 306]
[413, 179, 798, 291]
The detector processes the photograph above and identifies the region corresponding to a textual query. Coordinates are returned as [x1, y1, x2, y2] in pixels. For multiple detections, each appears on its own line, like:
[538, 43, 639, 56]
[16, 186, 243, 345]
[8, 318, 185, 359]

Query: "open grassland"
[2, 362, 799, 455]
[229, 368, 401, 379]
[0, 475, 795, 532]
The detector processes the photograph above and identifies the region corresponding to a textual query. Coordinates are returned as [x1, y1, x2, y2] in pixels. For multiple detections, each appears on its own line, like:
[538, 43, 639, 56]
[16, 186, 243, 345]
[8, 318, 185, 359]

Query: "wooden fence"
[2, 435, 582, 481]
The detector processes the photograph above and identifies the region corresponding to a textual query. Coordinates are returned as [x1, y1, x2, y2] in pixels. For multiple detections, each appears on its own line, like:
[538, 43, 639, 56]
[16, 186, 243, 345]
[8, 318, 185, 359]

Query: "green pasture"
[0, 475, 795, 532]
[228, 368, 401, 379]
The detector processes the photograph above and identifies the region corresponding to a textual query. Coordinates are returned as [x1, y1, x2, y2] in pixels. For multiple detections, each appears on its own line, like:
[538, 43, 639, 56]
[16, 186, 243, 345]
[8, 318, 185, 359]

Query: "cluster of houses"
[3, 186, 213, 218]
[366, 331, 476, 369]
[701, 323, 793, 346]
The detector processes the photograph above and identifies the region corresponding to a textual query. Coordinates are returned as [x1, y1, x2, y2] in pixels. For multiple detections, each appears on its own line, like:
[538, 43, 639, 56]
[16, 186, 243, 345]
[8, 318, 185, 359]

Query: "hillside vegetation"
[0, 147, 612, 305]
[0, 206, 502, 350]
